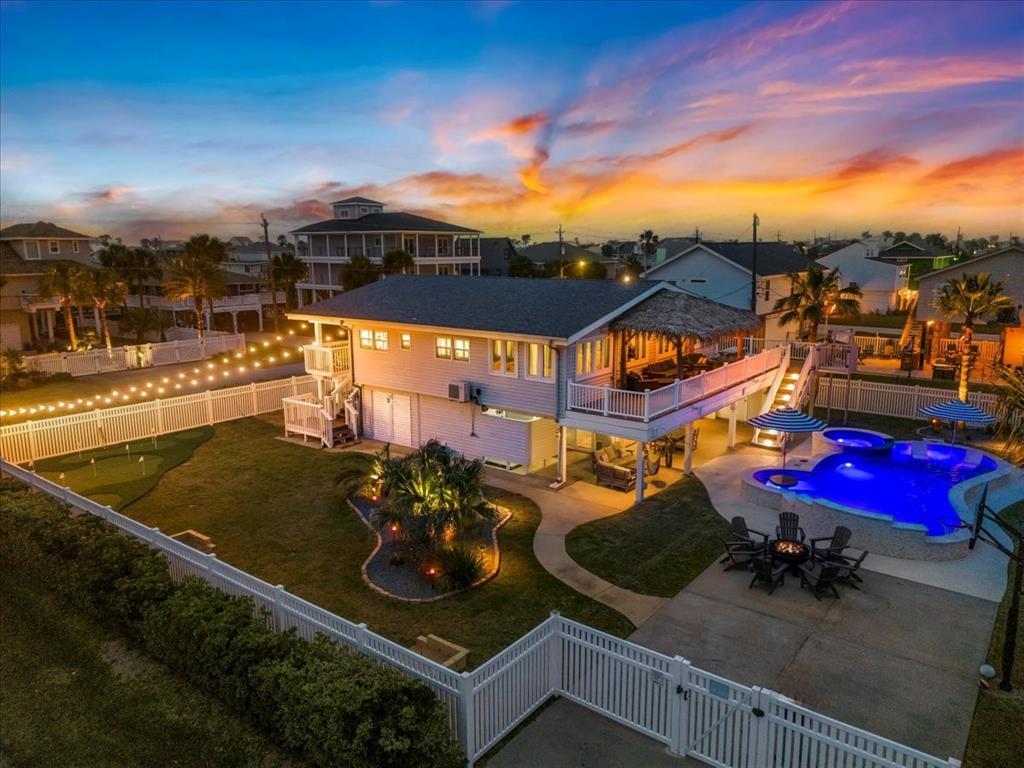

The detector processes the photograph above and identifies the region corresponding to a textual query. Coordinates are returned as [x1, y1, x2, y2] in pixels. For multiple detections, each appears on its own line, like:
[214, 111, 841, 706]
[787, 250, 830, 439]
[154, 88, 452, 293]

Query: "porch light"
[622, 274, 632, 282]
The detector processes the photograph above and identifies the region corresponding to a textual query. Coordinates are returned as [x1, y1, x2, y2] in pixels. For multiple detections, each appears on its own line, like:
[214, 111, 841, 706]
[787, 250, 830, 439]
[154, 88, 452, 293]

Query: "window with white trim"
[359, 328, 388, 351]
[438, 238, 450, 256]
[374, 330, 388, 351]
[527, 343, 554, 380]
[72, 241, 80, 253]
[359, 329, 373, 349]
[627, 334, 647, 361]
[24, 241, 41, 260]
[453, 337, 470, 361]
[435, 336, 452, 359]
[400, 333, 411, 349]
[576, 338, 610, 377]
[404, 237, 416, 253]
[48, 241, 60, 254]
[490, 339, 517, 376]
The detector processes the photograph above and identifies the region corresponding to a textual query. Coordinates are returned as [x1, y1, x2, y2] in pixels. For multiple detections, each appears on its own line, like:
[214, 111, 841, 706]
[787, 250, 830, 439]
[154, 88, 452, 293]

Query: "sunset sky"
[1, 0, 1022, 243]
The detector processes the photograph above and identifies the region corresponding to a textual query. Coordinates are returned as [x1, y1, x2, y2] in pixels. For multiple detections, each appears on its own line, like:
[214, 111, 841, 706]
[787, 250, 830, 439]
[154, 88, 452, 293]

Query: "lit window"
[436, 336, 452, 359]
[400, 333, 411, 349]
[490, 339, 517, 376]
[72, 241, 80, 253]
[454, 338, 470, 361]
[527, 343, 554, 380]
[359, 329, 373, 349]
[374, 330, 388, 351]
[48, 241, 60, 254]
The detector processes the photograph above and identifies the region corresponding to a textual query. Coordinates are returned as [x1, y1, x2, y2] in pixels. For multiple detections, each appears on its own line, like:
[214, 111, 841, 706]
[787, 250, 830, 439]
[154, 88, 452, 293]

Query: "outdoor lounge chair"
[719, 537, 761, 571]
[729, 516, 769, 549]
[809, 526, 852, 564]
[798, 562, 841, 600]
[832, 550, 868, 588]
[776, 511, 806, 542]
[749, 555, 787, 594]
[593, 445, 637, 492]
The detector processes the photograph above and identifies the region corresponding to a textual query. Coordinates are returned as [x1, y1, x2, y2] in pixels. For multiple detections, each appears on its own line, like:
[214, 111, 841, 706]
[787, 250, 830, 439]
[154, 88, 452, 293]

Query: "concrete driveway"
[486, 563, 995, 766]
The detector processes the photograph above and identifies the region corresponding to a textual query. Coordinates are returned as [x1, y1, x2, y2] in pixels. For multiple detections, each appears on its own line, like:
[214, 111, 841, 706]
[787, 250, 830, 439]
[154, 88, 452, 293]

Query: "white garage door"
[370, 391, 412, 447]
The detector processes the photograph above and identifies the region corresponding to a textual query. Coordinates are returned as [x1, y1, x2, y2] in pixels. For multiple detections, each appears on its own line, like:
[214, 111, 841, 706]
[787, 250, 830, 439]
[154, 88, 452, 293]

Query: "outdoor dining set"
[720, 512, 869, 599]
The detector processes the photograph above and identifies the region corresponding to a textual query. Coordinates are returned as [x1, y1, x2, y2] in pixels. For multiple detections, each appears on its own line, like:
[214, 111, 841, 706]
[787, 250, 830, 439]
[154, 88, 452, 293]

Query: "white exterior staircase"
[284, 339, 359, 448]
[752, 345, 817, 449]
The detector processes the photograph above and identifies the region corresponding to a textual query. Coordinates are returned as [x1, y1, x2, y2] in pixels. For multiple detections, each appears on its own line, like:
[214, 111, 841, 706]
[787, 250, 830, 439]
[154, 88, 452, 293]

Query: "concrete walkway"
[484, 470, 668, 627]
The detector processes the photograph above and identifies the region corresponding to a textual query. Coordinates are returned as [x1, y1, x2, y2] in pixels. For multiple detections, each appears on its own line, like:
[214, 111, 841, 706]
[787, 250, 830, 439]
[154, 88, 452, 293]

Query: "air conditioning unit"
[448, 381, 471, 402]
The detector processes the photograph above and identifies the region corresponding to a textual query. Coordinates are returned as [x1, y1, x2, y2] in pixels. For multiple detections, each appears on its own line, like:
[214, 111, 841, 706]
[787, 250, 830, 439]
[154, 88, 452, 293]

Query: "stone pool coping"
[742, 442, 1014, 561]
[349, 497, 512, 603]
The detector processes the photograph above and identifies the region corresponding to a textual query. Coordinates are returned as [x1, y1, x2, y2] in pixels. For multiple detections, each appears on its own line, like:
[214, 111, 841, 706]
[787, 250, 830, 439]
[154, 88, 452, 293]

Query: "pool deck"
[695, 443, 1021, 602]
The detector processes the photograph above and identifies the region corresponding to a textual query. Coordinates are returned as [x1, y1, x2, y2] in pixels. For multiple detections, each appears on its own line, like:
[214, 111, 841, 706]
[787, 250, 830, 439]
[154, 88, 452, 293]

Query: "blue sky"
[1, 0, 1022, 241]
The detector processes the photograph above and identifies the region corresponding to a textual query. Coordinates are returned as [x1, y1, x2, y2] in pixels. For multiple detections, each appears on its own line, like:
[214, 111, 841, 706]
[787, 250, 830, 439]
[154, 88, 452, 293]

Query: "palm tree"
[163, 251, 227, 339]
[98, 243, 162, 308]
[993, 363, 1024, 467]
[382, 249, 415, 276]
[933, 272, 1014, 401]
[638, 229, 659, 273]
[773, 263, 862, 343]
[339, 252, 380, 291]
[271, 252, 308, 311]
[72, 267, 127, 350]
[38, 263, 83, 349]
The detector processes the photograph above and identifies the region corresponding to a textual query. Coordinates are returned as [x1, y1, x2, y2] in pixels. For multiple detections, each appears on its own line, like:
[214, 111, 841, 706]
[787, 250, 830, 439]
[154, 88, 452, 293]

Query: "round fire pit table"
[770, 539, 810, 575]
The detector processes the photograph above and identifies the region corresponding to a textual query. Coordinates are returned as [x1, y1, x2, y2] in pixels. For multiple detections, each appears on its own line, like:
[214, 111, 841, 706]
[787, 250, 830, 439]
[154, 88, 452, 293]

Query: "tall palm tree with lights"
[773, 263, 862, 343]
[271, 252, 309, 311]
[163, 248, 228, 339]
[638, 229, 659, 274]
[38, 263, 84, 349]
[934, 272, 1013, 402]
[72, 267, 127, 350]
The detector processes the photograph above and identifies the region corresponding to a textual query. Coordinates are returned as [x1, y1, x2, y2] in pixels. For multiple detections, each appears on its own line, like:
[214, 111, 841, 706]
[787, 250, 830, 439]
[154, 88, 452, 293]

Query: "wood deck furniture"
[170, 529, 216, 554]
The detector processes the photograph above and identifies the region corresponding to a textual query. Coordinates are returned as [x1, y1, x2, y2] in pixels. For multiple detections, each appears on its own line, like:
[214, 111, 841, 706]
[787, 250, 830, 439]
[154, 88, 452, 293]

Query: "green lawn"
[963, 500, 1024, 768]
[34, 428, 213, 509]
[0, 554, 298, 768]
[117, 416, 632, 663]
[565, 476, 731, 598]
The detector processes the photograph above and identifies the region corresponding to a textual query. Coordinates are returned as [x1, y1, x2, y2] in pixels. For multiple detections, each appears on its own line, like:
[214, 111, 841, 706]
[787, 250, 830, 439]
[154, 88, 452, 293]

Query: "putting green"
[34, 428, 213, 510]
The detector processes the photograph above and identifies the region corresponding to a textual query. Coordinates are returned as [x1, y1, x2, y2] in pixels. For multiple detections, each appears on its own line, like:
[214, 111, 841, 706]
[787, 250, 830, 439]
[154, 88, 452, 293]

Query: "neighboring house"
[477, 237, 518, 276]
[288, 276, 795, 501]
[875, 239, 954, 280]
[651, 237, 695, 267]
[817, 237, 912, 313]
[226, 239, 293, 279]
[0, 222, 95, 349]
[643, 241, 811, 337]
[290, 197, 482, 305]
[916, 245, 1024, 327]
[519, 241, 597, 270]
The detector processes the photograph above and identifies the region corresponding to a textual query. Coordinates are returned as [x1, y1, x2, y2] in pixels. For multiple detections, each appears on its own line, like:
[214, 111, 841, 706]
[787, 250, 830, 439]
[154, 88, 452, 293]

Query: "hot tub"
[820, 427, 894, 454]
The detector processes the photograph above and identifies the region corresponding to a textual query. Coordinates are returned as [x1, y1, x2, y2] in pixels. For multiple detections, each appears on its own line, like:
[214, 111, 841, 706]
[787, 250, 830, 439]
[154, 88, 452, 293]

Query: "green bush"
[0, 477, 464, 768]
[437, 543, 485, 591]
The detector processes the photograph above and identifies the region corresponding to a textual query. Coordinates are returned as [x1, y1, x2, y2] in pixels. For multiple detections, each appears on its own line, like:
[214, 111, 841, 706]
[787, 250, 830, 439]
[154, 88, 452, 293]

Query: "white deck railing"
[303, 340, 351, 379]
[567, 346, 786, 422]
[282, 393, 330, 446]
[125, 290, 284, 312]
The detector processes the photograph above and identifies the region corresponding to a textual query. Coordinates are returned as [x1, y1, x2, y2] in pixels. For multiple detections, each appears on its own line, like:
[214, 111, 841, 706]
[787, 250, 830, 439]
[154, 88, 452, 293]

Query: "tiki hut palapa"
[609, 290, 761, 385]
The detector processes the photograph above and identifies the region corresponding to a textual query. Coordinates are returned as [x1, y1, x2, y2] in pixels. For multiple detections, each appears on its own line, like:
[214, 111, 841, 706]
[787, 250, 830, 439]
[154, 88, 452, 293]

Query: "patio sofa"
[593, 444, 637, 491]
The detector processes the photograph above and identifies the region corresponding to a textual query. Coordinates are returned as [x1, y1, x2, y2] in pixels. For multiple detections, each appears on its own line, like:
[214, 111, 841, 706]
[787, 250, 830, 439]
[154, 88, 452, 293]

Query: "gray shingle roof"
[0, 242, 46, 275]
[330, 196, 384, 205]
[0, 221, 92, 239]
[290, 212, 479, 235]
[291, 275, 659, 339]
[651, 241, 810, 277]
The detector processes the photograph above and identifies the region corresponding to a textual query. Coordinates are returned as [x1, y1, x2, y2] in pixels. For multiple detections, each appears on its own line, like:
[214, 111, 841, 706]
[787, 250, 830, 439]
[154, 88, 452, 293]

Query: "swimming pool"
[751, 442, 998, 536]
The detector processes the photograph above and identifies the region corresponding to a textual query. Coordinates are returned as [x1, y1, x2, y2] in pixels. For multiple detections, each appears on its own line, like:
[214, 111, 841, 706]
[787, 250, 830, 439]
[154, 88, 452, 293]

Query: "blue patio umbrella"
[748, 407, 827, 486]
[918, 400, 994, 445]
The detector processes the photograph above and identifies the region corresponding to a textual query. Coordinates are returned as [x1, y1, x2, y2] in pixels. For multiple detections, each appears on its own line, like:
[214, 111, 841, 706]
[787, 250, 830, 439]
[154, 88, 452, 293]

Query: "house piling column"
[683, 425, 694, 475]
[555, 426, 567, 487]
[313, 322, 323, 345]
[256, 308, 264, 332]
[231, 312, 239, 334]
[635, 442, 646, 503]
[727, 403, 738, 448]
[93, 306, 101, 332]
[46, 310, 55, 341]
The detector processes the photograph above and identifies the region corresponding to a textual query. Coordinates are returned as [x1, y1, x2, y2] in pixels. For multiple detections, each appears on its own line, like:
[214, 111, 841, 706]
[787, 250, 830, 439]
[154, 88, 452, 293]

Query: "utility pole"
[694, 226, 700, 243]
[558, 224, 565, 279]
[955, 226, 963, 258]
[260, 213, 280, 333]
[750, 213, 760, 313]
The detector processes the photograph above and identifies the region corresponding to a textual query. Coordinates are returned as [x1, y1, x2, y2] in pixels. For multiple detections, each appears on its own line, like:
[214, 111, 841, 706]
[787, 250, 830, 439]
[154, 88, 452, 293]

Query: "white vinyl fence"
[817, 378, 999, 421]
[21, 334, 245, 377]
[0, 462, 961, 768]
[0, 375, 316, 465]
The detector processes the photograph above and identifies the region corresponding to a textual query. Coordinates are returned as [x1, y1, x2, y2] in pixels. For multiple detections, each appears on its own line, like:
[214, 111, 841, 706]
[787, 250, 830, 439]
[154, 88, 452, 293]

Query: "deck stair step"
[330, 421, 358, 448]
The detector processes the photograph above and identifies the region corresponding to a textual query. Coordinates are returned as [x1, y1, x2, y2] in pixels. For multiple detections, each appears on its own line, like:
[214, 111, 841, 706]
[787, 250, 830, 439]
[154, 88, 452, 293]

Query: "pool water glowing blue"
[752, 442, 998, 536]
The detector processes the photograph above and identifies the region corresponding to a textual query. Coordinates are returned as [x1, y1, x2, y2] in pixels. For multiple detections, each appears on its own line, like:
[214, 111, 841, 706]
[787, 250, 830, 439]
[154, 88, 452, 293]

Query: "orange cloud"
[921, 145, 1024, 185]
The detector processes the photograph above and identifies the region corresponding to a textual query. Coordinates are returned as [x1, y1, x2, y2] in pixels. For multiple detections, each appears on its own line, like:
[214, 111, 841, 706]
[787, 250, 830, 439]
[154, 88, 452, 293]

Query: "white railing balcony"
[19, 294, 61, 311]
[303, 340, 351, 379]
[742, 338, 856, 373]
[566, 346, 786, 422]
[124, 290, 285, 312]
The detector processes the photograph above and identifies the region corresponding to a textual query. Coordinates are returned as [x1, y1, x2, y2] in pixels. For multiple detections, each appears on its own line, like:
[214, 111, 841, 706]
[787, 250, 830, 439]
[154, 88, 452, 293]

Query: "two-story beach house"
[817, 237, 913, 313]
[0, 222, 96, 349]
[289, 198, 483, 306]
[285, 276, 855, 501]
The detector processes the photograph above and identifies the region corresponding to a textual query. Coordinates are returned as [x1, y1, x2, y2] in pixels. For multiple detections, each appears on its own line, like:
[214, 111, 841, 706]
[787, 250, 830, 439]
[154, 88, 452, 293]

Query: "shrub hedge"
[0, 478, 464, 768]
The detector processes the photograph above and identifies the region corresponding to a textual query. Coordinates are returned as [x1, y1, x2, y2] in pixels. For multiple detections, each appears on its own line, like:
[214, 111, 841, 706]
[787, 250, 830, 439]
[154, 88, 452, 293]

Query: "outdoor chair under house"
[810, 526, 852, 564]
[748, 555, 788, 594]
[798, 562, 842, 600]
[776, 511, 806, 543]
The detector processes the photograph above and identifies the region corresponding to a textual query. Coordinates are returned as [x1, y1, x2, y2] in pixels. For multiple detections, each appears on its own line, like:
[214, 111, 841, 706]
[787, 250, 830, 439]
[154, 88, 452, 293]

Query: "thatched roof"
[610, 290, 759, 340]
